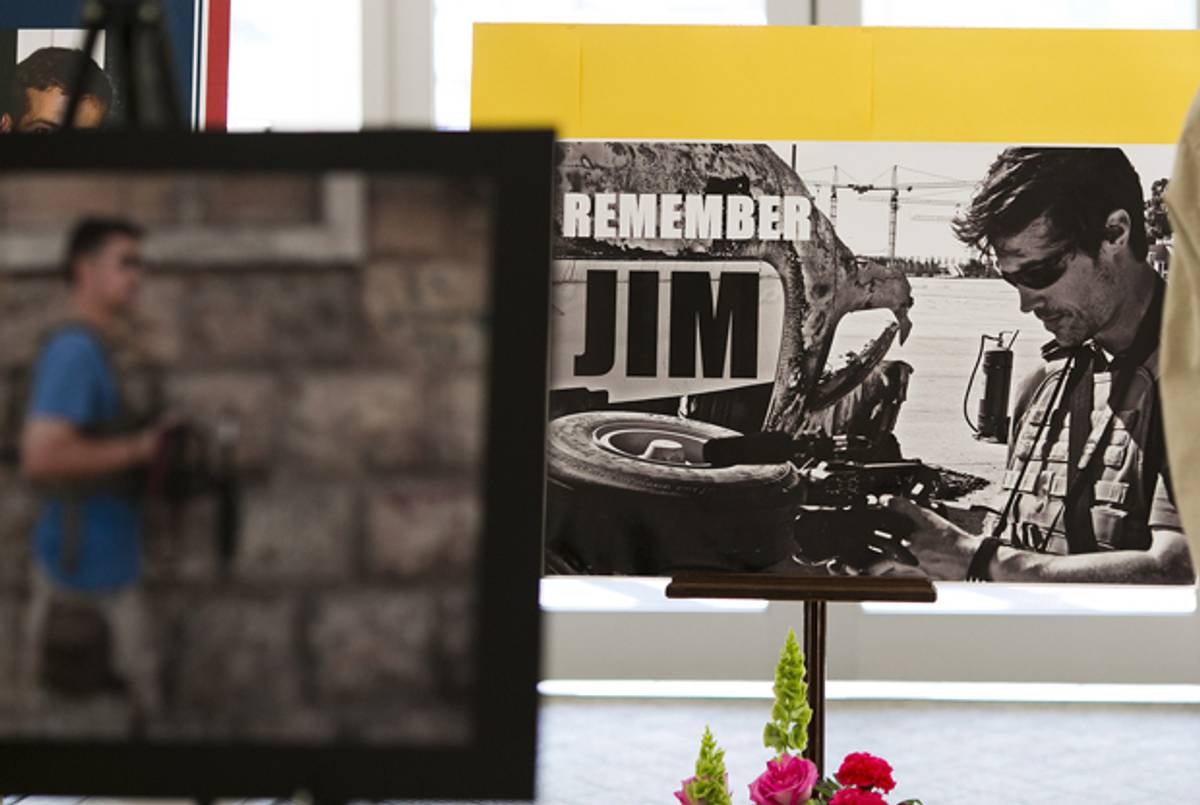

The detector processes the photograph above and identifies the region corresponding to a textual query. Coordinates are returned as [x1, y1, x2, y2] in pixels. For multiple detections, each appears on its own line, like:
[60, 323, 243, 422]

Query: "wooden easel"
[666, 572, 937, 773]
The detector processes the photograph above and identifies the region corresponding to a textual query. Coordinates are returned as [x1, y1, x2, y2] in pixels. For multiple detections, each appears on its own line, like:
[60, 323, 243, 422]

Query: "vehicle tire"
[545, 411, 799, 574]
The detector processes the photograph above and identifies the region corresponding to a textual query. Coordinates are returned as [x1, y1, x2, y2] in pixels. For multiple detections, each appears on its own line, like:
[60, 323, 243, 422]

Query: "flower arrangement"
[677, 630, 922, 805]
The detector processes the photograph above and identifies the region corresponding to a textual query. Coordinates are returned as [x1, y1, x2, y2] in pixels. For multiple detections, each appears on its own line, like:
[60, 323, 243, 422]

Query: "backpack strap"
[990, 346, 1076, 542]
[1063, 347, 1100, 553]
[1, 363, 31, 467]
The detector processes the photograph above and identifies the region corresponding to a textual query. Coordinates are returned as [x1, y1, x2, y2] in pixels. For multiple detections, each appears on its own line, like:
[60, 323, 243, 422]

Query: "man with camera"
[874, 147, 1194, 584]
[19, 218, 169, 715]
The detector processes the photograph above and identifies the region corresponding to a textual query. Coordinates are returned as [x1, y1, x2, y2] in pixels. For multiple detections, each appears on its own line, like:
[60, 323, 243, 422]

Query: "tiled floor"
[8, 696, 1200, 804]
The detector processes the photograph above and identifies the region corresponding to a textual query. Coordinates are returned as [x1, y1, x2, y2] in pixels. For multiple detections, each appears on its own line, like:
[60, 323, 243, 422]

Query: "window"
[863, 0, 1196, 29]
[227, 0, 362, 131]
[433, 0, 767, 130]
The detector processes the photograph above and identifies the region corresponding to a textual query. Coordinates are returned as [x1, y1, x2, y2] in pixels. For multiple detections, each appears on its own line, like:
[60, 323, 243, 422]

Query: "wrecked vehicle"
[544, 142, 947, 575]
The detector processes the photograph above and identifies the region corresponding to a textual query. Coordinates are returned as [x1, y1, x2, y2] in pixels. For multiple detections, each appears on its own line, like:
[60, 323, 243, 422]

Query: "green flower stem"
[763, 628, 813, 757]
[686, 726, 732, 805]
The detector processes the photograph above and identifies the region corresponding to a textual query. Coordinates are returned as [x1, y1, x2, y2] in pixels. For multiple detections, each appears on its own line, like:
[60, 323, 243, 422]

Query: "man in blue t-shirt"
[20, 217, 167, 714]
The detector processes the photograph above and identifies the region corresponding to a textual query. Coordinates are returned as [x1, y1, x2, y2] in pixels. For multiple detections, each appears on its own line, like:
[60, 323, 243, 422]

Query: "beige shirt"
[1161, 88, 1200, 565]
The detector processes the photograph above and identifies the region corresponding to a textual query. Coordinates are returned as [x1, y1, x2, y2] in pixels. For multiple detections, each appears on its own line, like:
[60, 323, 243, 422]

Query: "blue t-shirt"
[28, 327, 142, 591]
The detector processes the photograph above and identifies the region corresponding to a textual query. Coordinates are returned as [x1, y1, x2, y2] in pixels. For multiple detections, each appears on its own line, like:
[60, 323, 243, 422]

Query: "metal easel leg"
[802, 599, 827, 774]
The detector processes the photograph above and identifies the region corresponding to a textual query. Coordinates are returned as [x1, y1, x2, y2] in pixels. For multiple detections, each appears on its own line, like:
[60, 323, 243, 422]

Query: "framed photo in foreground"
[0, 130, 551, 801]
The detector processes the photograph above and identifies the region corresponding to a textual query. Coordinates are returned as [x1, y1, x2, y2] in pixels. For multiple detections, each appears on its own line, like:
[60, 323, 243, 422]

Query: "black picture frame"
[0, 130, 553, 803]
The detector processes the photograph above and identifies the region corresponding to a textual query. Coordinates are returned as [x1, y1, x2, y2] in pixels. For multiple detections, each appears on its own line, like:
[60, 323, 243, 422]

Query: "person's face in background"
[0, 86, 107, 133]
[75, 234, 146, 316]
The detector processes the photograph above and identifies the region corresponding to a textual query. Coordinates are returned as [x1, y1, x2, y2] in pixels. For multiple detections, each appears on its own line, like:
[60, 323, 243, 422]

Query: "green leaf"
[814, 778, 839, 796]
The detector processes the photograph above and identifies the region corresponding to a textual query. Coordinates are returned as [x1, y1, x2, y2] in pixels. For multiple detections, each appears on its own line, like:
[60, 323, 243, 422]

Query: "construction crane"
[858, 195, 965, 256]
[798, 163, 974, 260]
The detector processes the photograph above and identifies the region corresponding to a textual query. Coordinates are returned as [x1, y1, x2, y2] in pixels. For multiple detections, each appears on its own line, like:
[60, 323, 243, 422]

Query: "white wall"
[543, 589, 1200, 685]
[226, 0, 362, 131]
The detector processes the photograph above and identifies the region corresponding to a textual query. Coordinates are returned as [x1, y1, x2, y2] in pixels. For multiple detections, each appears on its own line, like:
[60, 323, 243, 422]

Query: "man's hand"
[866, 495, 983, 580]
[129, 413, 180, 465]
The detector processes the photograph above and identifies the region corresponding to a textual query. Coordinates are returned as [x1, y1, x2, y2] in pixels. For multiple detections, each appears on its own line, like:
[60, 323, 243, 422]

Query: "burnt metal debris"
[553, 141, 914, 435]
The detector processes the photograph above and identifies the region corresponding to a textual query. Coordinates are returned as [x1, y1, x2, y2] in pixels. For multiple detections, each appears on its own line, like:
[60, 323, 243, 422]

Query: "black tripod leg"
[61, 0, 187, 132]
[120, 10, 140, 126]
[63, 14, 105, 130]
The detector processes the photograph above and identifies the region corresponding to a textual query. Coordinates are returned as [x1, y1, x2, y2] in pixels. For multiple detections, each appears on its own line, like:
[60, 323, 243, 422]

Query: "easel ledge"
[666, 571, 937, 603]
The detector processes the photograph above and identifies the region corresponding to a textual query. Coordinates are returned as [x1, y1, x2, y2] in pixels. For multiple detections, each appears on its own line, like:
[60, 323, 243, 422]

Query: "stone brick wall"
[0, 172, 491, 744]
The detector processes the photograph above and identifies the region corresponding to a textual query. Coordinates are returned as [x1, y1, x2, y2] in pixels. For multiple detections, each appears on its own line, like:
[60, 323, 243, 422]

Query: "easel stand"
[64, 0, 185, 130]
[665, 572, 937, 774]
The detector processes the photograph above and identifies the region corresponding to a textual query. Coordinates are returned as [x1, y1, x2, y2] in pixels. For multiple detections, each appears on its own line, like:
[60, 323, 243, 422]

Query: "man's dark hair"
[6, 47, 115, 125]
[952, 147, 1148, 262]
[65, 217, 143, 283]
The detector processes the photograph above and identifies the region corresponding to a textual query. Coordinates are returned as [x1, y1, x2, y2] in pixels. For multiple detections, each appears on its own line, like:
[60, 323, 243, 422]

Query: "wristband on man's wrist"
[966, 537, 1003, 582]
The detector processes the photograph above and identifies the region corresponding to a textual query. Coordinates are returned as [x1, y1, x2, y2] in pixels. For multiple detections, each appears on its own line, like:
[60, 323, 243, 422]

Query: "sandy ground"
[830, 277, 1051, 504]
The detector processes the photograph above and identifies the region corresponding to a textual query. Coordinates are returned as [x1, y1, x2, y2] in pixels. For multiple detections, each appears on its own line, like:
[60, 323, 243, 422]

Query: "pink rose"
[675, 775, 699, 804]
[835, 752, 896, 793]
[675, 774, 731, 804]
[748, 753, 820, 805]
[829, 790, 888, 805]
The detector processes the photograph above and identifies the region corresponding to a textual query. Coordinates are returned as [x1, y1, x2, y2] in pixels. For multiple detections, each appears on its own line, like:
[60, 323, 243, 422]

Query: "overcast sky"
[767, 141, 1176, 262]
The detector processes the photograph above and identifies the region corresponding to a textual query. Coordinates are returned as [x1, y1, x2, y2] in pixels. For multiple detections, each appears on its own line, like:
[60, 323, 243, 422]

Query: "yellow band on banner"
[470, 24, 1200, 143]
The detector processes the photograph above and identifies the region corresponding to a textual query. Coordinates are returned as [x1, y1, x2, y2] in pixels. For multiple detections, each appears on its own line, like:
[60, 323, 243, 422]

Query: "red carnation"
[835, 752, 896, 793]
[829, 789, 888, 805]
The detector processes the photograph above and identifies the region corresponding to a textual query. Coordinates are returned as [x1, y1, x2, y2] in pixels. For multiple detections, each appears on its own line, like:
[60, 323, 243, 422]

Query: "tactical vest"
[982, 346, 1164, 555]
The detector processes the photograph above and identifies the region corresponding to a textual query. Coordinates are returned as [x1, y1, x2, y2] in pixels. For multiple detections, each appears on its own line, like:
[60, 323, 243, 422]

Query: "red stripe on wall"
[204, 0, 231, 131]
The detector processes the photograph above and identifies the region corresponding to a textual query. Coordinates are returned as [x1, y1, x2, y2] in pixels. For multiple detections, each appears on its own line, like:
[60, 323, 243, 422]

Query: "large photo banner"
[474, 25, 1200, 585]
[0, 0, 230, 131]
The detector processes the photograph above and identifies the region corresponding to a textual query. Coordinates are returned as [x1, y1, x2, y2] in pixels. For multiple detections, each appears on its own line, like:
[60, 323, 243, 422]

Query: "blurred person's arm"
[1162, 88, 1200, 571]
[19, 417, 158, 483]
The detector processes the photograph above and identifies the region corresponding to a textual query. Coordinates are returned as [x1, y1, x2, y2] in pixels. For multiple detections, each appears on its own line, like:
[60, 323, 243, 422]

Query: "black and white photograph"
[0, 168, 491, 745]
[546, 139, 1195, 585]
